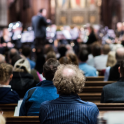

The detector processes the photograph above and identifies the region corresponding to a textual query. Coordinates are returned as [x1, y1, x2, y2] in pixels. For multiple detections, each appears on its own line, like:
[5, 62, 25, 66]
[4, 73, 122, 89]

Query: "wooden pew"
[3, 103, 124, 124]
[86, 76, 104, 81]
[0, 104, 17, 117]
[78, 93, 101, 103]
[5, 116, 40, 124]
[96, 103, 124, 111]
[85, 81, 114, 86]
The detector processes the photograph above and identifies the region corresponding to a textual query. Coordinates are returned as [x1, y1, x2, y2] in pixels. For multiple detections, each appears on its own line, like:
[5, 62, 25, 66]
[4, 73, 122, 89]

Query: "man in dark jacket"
[19, 58, 60, 116]
[108, 47, 124, 81]
[101, 60, 124, 103]
[32, 8, 51, 40]
[9, 72, 38, 98]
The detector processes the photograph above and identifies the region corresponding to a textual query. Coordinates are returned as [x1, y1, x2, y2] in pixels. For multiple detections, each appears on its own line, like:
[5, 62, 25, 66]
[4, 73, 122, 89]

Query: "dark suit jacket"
[101, 77, 124, 103]
[32, 15, 51, 39]
[86, 32, 97, 44]
[108, 63, 120, 81]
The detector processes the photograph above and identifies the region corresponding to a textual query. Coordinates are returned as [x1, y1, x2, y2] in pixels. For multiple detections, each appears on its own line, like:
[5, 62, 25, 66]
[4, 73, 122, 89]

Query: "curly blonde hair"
[0, 63, 13, 84]
[53, 64, 85, 95]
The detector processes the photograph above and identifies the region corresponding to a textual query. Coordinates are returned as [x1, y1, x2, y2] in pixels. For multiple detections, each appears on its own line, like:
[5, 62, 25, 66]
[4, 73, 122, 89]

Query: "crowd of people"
[1, 8, 124, 124]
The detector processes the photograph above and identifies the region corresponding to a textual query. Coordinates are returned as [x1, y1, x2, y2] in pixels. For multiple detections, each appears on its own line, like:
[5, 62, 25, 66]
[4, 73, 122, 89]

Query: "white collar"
[0, 84, 11, 88]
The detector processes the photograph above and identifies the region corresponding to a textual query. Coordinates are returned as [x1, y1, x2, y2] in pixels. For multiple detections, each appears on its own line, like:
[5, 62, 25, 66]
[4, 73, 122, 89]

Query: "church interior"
[0, 0, 124, 124]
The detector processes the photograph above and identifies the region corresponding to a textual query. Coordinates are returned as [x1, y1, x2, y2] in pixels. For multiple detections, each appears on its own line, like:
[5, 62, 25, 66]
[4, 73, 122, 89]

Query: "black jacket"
[101, 77, 124, 103]
[0, 87, 20, 104]
[9, 72, 39, 98]
[86, 32, 97, 45]
[108, 63, 120, 81]
[32, 15, 51, 39]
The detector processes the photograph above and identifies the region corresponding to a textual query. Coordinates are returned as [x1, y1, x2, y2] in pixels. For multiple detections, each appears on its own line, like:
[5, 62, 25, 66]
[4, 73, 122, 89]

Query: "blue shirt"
[27, 58, 36, 69]
[79, 63, 97, 77]
[39, 94, 99, 124]
[19, 80, 59, 116]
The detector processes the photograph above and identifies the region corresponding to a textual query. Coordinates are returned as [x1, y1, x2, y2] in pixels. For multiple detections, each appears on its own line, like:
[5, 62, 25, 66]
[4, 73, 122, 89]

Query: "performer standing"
[32, 9, 51, 46]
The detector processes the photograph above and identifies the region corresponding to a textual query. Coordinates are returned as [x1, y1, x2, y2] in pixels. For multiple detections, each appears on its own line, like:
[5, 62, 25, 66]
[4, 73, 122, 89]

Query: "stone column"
[121, 0, 124, 22]
[0, 0, 8, 26]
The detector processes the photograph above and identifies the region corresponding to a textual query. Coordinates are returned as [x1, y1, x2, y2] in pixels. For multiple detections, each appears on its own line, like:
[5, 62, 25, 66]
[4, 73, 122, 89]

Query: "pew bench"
[86, 76, 104, 81]
[85, 81, 114, 86]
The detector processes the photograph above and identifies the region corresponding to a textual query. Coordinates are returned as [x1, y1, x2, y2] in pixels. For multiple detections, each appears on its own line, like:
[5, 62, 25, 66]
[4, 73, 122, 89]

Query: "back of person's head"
[44, 44, 54, 54]
[0, 63, 13, 84]
[0, 114, 6, 124]
[11, 54, 21, 66]
[120, 60, 124, 77]
[46, 51, 56, 61]
[13, 59, 31, 73]
[39, 8, 44, 13]
[59, 56, 72, 64]
[0, 54, 5, 63]
[53, 64, 85, 95]
[92, 42, 102, 57]
[43, 58, 60, 81]
[66, 53, 78, 65]
[116, 48, 124, 63]
[78, 49, 88, 62]
[58, 45, 67, 57]
[22, 46, 31, 57]
[106, 51, 116, 67]
[102, 44, 110, 55]
[9, 48, 18, 59]
[39, 8, 46, 16]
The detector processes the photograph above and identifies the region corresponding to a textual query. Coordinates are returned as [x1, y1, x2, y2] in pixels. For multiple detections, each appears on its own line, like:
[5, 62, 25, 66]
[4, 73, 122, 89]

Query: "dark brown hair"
[43, 58, 60, 81]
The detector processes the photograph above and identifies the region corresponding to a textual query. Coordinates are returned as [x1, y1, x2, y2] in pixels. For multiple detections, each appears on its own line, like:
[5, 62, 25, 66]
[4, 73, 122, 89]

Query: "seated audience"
[66, 53, 78, 65]
[101, 60, 124, 103]
[9, 59, 38, 98]
[59, 56, 72, 64]
[104, 51, 116, 81]
[108, 48, 124, 81]
[39, 64, 99, 124]
[8, 48, 19, 64]
[94, 44, 110, 70]
[87, 42, 102, 66]
[79, 49, 97, 77]
[0, 63, 19, 103]
[22, 46, 36, 69]
[46, 51, 56, 60]
[19, 58, 60, 116]
[0, 54, 5, 63]
[11, 54, 21, 66]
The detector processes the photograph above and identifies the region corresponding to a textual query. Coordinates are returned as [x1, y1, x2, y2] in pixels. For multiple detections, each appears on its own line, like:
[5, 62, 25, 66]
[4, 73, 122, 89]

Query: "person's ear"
[10, 74, 13, 80]
[118, 66, 120, 74]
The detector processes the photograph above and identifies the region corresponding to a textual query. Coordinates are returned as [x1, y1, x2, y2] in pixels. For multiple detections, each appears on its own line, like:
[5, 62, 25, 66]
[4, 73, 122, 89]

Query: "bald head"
[62, 68, 76, 77]
[0, 54, 5, 63]
[116, 48, 124, 62]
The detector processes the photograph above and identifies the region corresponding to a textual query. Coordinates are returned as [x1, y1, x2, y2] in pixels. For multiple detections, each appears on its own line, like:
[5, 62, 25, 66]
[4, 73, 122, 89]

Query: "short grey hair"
[53, 64, 85, 95]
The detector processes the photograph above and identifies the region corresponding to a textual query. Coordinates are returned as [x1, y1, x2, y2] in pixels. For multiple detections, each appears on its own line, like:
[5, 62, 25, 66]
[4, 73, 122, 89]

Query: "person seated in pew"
[19, 58, 60, 116]
[0, 63, 20, 104]
[78, 49, 97, 77]
[39, 64, 99, 124]
[101, 60, 124, 103]
[108, 48, 124, 81]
